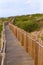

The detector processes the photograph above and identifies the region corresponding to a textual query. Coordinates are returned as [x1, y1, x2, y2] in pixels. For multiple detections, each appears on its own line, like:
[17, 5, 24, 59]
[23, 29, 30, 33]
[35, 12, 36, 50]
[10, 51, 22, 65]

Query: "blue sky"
[0, 0, 43, 17]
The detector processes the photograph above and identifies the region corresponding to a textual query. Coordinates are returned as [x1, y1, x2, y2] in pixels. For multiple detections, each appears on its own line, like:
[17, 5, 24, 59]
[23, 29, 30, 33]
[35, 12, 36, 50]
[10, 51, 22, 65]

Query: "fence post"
[38, 45, 43, 65]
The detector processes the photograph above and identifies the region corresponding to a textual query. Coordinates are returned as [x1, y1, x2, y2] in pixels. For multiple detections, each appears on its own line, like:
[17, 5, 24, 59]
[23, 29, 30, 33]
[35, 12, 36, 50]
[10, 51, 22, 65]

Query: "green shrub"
[13, 14, 43, 32]
[0, 56, 2, 65]
[15, 21, 39, 32]
[0, 25, 2, 37]
[38, 35, 43, 41]
[22, 21, 39, 32]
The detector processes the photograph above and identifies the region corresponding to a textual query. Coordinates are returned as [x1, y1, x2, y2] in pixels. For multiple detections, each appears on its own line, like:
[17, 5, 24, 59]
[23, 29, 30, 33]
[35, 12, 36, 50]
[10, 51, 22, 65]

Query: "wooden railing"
[9, 23, 43, 65]
[0, 23, 6, 65]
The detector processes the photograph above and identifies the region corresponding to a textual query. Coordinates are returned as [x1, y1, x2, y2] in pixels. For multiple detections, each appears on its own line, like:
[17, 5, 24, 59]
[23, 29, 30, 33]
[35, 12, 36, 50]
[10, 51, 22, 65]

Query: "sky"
[0, 0, 43, 17]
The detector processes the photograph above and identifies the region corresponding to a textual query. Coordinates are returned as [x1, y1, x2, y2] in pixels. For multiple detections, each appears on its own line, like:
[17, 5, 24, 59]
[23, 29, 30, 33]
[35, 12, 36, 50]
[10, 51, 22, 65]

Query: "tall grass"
[0, 24, 3, 48]
[0, 56, 2, 65]
[0, 25, 3, 37]
[13, 14, 43, 32]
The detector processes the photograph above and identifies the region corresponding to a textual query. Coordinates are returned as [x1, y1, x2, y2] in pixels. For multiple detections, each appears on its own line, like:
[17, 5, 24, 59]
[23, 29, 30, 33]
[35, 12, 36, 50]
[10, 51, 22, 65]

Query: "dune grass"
[0, 24, 3, 48]
[13, 14, 43, 32]
[38, 35, 43, 41]
[0, 55, 2, 65]
[40, 36, 43, 41]
[0, 25, 3, 37]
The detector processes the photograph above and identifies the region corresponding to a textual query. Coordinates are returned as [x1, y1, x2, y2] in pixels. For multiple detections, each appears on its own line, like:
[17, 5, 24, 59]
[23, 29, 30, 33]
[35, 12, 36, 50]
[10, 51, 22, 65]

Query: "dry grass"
[0, 55, 2, 65]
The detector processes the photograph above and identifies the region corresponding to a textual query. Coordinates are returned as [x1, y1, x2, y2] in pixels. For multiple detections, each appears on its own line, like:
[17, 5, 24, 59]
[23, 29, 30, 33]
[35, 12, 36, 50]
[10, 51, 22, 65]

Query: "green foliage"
[15, 21, 39, 32]
[0, 25, 2, 37]
[21, 21, 39, 32]
[41, 36, 43, 41]
[0, 56, 2, 65]
[13, 14, 43, 32]
[38, 35, 43, 41]
[0, 25, 2, 48]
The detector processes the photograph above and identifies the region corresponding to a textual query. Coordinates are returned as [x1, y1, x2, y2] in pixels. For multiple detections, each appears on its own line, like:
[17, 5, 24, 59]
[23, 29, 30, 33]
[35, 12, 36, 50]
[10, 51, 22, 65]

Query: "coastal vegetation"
[13, 14, 43, 32]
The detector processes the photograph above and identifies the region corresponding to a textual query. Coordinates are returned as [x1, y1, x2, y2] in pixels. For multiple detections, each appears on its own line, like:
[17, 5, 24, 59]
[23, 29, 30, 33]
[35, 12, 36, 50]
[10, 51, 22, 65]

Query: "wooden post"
[27, 36, 32, 57]
[21, 30, 26, 46]
[34, 42, 39, 65]
[13, 26, 17, 37]
[23, 32, 27, 51]
[38, 45, 43, 65]
[32, 40, 36, 60]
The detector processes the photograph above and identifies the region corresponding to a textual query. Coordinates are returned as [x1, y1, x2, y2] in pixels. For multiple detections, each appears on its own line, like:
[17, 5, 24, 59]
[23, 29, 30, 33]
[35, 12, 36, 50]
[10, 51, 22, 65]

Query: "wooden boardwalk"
[5, 25, 34, 65]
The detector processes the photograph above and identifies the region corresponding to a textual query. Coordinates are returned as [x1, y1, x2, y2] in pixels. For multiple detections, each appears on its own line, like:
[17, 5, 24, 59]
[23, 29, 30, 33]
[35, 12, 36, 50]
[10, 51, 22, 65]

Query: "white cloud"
[0, 0, 17, 4]
[24, 0, 43, 5]
[25, 0, 36, 4]
[25, 0, 31, 4]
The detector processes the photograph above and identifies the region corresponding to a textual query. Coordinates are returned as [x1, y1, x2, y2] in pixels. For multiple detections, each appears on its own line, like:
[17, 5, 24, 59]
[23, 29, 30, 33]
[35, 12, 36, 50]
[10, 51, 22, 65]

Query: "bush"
[13, 14, 43, 32]
[38, 35, 43, 41]
[0, 25, 2, 37]
[15, 21, 39, 32]
[21, 21, 39, 32]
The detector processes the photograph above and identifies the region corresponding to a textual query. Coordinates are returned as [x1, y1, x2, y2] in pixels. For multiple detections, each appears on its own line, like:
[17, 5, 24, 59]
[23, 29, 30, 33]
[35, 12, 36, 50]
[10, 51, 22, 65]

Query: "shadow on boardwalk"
[5, 25, 34, 65]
